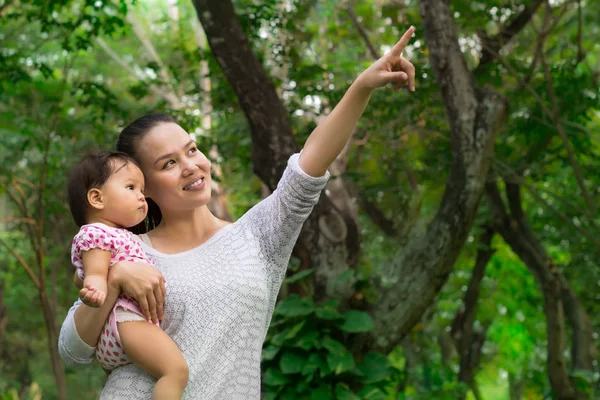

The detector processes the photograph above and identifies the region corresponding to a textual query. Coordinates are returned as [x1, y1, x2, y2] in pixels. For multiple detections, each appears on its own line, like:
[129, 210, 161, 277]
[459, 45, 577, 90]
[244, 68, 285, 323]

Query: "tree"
[192, 0, 505, 353]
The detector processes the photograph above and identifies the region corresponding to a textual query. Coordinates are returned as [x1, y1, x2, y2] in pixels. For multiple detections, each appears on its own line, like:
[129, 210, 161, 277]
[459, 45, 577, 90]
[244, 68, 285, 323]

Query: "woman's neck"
[149, 206, 227, 251]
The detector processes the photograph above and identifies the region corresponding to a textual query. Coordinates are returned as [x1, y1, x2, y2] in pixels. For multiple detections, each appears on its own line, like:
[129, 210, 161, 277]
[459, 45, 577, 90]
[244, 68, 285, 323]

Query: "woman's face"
[136, 122, 212, 213]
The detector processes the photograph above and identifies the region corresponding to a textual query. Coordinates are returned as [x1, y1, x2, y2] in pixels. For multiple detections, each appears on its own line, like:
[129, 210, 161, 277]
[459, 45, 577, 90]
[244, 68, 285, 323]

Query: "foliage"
[0, 0, 598, 398]
[262, 289, 398, 399]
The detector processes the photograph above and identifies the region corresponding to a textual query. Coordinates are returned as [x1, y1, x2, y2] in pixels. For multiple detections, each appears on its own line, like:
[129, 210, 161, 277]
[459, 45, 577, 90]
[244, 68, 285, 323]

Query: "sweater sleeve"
[58, 300, 96, 365]
[242, 153, 329, 319]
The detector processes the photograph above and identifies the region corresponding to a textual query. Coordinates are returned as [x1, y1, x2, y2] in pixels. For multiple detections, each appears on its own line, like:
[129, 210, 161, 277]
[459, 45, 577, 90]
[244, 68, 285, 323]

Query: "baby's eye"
[126, 185, 135, 190]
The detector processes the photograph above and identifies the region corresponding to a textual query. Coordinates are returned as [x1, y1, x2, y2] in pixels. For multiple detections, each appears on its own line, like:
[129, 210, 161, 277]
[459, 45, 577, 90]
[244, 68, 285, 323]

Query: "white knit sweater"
[58, 153, 329, 399]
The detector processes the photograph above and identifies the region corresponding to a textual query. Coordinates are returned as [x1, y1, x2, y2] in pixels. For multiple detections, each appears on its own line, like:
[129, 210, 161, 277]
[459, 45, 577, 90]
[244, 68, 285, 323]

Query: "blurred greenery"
[0, 0, 598, 399]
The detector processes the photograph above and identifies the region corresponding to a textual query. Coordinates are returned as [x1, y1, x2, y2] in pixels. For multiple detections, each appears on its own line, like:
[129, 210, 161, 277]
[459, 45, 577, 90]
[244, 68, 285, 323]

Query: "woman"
[59, 27, 416, 399]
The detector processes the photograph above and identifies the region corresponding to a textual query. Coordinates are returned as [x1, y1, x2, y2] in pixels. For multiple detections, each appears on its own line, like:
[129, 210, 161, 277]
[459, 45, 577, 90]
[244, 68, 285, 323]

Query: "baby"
[67, 151, 187, 399]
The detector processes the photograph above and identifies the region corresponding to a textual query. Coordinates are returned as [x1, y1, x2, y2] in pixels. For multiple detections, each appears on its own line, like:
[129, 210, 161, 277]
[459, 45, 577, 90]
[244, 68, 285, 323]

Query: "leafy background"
[0, 0, 599, 399]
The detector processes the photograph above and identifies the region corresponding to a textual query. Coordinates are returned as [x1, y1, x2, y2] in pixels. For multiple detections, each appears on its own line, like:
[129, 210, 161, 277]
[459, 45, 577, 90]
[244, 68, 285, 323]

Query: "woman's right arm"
[58, 261, 166, 365]
[59, 285, 120, 365]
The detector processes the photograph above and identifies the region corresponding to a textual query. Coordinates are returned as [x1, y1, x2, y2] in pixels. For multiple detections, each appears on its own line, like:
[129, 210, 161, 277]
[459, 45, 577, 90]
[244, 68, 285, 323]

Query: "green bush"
[262, 291, 400, 400]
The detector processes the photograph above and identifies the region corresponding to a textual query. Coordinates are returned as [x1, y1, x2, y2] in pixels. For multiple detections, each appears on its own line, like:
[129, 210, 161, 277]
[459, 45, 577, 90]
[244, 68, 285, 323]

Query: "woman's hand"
[108, 261, 166, 324]
[355, 26, 416, 92]
[300, 25, 417, 177]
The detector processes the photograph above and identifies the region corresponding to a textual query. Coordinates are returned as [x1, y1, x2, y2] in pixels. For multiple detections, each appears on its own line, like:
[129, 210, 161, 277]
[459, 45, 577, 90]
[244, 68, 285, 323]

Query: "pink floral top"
[71, 223, 152, 280]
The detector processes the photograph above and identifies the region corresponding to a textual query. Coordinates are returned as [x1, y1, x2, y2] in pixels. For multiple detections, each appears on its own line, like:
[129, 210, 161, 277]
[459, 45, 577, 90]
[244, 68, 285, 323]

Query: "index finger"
[390, 26, 415, 57]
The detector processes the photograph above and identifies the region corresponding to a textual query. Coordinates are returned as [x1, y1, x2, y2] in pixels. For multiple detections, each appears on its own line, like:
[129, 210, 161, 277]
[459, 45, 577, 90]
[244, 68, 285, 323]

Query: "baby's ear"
[87, 188, 104, 210]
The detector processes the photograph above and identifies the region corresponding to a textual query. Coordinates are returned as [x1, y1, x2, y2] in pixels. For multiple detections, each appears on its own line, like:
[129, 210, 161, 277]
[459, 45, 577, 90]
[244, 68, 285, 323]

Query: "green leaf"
[334, 383, 361, 400]
[321, 335, 354, 376]
[285, 320, 307, 340]
[322, 337, 348, 354]
[275, 294, 314, 317]
[284, 268, 315, 283]
[295, 329, 320, 350]
[271, 330, 288, 347]
[315, 300, 343, 320]
[263, 367, 290, 386]
[280, 387, 298, 400]
[358, 352, 392, 383]
[339, 310, 374, 333]
[336, 270, 355, 283]
[310, 384, 334, 400]
[262, 345, 280, 361]
[296, 380, 309, 393]
[263, 391, 278, 400]
[326, 344, 356, 375]
[302, 353, 322, 375]
[358, 386, 388, 400]
[319, 355, 333, 378]
[279, 350, 307, 374]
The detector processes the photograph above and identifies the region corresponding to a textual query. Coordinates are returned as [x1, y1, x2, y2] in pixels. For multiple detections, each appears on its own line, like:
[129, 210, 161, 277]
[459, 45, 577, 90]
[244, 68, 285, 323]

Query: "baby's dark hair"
[67, 151, 140, 227]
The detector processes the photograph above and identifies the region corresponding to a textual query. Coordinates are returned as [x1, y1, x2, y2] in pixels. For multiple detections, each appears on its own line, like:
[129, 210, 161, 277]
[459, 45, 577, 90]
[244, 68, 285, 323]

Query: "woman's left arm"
[299, 26, 416, 177]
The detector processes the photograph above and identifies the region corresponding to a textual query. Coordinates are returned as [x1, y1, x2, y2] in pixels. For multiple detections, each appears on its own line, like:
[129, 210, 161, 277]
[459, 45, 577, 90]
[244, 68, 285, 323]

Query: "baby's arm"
[80, 249, 111, 307]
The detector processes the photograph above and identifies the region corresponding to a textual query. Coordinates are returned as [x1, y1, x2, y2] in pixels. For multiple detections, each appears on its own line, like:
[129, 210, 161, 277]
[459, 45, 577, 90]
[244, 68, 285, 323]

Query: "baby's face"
[99, 161, 147, 228]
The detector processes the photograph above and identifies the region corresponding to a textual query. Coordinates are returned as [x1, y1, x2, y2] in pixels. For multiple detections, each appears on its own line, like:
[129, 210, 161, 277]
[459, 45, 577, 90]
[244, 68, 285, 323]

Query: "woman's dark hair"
[116, 112, 177, 234]
[67, 151, 139, 228]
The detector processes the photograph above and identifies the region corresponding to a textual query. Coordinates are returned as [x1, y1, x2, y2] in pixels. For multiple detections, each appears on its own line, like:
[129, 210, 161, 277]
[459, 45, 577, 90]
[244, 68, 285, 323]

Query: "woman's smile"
[183, 176, 205, 191]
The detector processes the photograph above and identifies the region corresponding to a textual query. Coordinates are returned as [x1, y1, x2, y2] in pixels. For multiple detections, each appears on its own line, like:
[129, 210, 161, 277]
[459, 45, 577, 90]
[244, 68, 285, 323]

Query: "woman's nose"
[182, 158, 199, 176]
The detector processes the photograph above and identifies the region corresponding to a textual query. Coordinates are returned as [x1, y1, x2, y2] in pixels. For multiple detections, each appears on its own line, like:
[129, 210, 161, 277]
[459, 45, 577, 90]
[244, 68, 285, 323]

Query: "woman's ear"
[87, 188, 104, 210]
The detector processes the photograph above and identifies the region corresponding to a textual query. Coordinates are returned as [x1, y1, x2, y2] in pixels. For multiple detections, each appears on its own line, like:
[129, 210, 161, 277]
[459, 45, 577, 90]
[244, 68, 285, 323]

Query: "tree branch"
[494, 159, 600, 245]
[0, 218, 37, 225]
[478, 0, 545, 68]
[451, 225, 495, 398]
[540, 49, 595, 215]
[7, 182, 40, 254]
[0, 238, 41, 289]
[95, 38, 183, 109]
[487, 43, 596, 216]
[576, 0, 583, 63]
[127, 12, 182, 100]
[345, 0, 380, 60]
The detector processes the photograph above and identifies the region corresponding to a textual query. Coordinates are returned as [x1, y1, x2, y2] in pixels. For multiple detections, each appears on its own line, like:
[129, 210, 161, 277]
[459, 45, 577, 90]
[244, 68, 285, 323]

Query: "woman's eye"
[189, 147, 198, 155]
[163, 160, 175, 169]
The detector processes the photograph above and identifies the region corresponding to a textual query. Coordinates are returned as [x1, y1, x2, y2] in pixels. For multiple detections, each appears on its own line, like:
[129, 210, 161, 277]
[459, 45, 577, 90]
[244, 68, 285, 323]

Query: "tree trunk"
[40, 290, 67, 400]
[192, 0, 360, 302]
[191, 0, 504, 351]
[486, 181, 594, 400]
[0, 280, 7, 357]
[508, 372, 525, 400]
[451, 227, 495, 400]
[560, 276, 597, 372]
[367, 0, 506, 352]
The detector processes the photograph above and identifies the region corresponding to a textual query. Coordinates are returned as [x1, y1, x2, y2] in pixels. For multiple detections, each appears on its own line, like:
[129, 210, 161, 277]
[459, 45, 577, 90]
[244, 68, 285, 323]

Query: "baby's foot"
[79, 285, 106, 307]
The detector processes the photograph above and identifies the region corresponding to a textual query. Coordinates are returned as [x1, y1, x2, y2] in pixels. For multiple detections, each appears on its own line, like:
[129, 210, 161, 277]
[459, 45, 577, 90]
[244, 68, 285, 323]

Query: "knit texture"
[58, 153, 329, 399]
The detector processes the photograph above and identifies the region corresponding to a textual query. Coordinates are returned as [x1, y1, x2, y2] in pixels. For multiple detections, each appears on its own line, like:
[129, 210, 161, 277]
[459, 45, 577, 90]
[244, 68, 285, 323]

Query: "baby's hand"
[79, 285, 106, 307]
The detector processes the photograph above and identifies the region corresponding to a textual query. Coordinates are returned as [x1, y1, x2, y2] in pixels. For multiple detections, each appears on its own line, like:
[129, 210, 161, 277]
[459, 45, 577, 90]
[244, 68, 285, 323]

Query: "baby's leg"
[118, 321, 188, 400]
